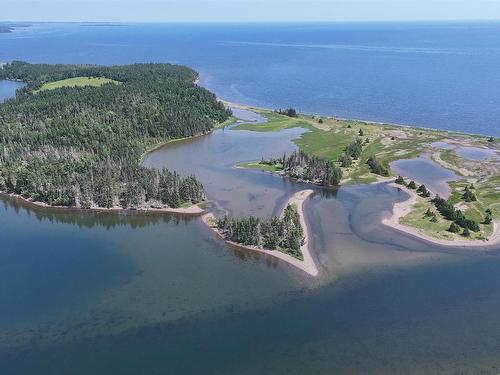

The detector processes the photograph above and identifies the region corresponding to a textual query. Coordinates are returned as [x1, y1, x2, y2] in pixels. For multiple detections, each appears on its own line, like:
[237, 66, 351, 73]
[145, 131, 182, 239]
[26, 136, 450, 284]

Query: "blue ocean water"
[0, 22, 499, 136]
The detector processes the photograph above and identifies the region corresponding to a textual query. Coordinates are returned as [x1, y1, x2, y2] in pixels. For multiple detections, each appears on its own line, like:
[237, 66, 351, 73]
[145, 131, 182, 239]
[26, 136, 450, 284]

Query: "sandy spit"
[382, 183, 500, 248]
[202, 189, 319, 277]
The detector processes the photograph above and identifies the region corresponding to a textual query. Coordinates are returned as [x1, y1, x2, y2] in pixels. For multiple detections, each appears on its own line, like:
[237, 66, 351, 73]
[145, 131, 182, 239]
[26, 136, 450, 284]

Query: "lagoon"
[390, 156, 462, 198]
[0, 80, 23, 102]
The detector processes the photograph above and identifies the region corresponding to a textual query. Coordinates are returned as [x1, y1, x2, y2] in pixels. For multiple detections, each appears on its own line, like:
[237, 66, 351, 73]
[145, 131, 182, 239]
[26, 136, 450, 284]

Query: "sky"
[1, 0, 500, 23]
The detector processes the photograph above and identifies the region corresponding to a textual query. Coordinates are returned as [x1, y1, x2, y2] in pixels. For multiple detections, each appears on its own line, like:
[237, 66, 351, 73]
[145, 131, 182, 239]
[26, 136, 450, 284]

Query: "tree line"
[0, 62, 230, 209]
[216, 204, 304, 259]
[395, 175, 481, 233]
[264, 150, 342, 186]
[431, 195, 480, 232]
[276, 108, 298, 118]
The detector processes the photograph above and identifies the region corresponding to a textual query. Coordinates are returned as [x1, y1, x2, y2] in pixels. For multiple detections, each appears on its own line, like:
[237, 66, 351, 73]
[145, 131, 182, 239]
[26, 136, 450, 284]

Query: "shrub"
[339, 154, 352, 168]
[395, 175, 406, 185]
[278, 108, 298, 118]
[448, 222, 461, 233]
[345, 138, 363, 159]
[417, 184, 431, 197]
[367, 155, 389, 176]
[462, 188, 477, 202]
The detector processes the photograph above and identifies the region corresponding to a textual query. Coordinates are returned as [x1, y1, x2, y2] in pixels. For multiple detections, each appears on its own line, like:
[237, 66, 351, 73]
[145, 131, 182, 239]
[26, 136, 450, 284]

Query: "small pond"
[0, 80, 25, 102]
[430, 141, 499, 161]
[390, 156, 462, 198]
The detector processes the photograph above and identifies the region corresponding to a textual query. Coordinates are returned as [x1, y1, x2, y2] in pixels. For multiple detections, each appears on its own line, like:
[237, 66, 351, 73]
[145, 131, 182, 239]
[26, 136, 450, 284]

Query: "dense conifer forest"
[263, 150, 342, 186]
[216, 204, 304, 259]
[0, 62, 230, 209]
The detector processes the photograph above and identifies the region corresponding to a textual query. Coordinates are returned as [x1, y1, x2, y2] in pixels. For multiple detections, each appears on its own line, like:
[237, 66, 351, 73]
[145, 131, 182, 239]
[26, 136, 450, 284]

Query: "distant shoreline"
[202, 189, 319, 277]
[220, 98, 493, 139]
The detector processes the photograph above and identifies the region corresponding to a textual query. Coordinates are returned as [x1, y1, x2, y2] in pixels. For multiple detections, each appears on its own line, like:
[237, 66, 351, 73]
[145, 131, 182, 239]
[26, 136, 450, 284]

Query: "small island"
[0, 23, 31, 33]
[203, 190, 318, 276]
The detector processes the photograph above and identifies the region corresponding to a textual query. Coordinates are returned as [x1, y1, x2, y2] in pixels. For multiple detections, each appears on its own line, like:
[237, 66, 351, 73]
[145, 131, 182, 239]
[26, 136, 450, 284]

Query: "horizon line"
[2, 19, 500, 24]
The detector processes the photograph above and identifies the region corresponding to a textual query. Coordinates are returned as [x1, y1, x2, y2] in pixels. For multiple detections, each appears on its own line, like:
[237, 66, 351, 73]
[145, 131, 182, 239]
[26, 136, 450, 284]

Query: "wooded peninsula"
[0, 62, 230, 210]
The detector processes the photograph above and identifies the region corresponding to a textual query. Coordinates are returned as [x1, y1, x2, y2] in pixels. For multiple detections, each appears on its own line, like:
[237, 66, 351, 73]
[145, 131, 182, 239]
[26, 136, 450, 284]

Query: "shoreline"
[223, 99, 498, 250]
[3, 82, 498, 248]
[220, 99, 496, 139]
[382, 182, 500, 248]
[139, 131, 213, 164]
[0, 191, 205, 215]
[202, 189, 319, 277]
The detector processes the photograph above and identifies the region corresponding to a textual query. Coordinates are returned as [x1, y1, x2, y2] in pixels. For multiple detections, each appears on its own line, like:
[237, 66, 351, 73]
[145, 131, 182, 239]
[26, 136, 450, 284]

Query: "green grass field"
[234, 111, 309, 132]
[35, 77, 120, 93]
[237, 161, 283, 172]
[401, 178, 496, 240]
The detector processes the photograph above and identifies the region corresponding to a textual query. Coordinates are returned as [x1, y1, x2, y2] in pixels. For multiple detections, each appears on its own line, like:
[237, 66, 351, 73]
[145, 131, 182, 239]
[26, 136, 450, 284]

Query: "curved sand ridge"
[202, 189, 319, 277]
[382, 182, 500, 248]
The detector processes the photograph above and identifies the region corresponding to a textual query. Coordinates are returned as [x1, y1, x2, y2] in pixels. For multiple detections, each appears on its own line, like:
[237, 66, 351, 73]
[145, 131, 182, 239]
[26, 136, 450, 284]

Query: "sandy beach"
[0, 191, 205, 215]
[202, 189, 319, 277]
[382, 183, 500, 248]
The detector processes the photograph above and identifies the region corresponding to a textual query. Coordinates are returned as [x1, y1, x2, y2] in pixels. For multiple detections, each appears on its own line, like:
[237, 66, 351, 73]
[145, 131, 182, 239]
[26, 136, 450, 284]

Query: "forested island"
[257, 150, 342, 186]
[203, 189, 318, 276]
[0, 62, 230, 210]
[216, 204, 304, 259]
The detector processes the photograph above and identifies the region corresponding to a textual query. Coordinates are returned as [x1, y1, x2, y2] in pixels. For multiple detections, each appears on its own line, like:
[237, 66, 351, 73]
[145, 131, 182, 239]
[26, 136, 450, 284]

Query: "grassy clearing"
[214, 116, 237, 129]
[237, 162, 283, 172]
[197, 201, 209, 209]
[400, 200, 460, 241]
[34, 77, 120, 93]
[400, 197, 491, 241]
[234, 111, 309, 132]
[400, 178, 496, 240]
[234, 109, 413, 182]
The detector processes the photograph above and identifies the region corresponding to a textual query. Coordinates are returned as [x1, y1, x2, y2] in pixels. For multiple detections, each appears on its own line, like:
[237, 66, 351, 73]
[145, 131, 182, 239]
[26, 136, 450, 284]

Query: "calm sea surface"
[1, 22, 500, 135]
[1, 23, 500, 374]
